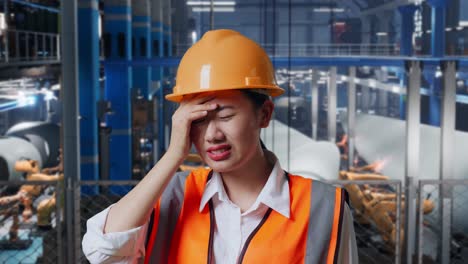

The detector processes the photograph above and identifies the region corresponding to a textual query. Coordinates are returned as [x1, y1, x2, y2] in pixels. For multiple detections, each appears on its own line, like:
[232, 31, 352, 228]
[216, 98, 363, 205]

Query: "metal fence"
[328, 179, 402, 264]
[73, 178, 403, 264]
[417, 179, 468, 264]
[77, 181, 139, 264]
[6, 177, 468, 264]
[0, 180, 62, 264]
[0, 29, 61, 63]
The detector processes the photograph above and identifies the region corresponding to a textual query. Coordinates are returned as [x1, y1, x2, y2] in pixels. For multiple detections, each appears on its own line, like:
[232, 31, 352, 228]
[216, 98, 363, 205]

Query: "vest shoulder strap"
[145, 170, 191, 264]
[304, 179, 347, 264]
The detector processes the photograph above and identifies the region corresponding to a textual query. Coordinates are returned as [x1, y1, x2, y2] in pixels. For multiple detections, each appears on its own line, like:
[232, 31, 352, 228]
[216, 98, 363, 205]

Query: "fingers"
[190, 103, 217, 113]
[181, 94, 216, 106]
[188, 111, 208, 122]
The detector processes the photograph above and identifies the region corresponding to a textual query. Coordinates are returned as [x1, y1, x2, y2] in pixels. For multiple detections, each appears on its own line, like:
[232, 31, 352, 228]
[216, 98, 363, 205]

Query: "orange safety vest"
[145, 168, 348, 264]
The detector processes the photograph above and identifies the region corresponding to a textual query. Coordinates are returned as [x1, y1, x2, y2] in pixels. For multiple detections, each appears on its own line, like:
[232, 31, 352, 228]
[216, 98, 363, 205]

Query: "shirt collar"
[199, 151, 290, 219]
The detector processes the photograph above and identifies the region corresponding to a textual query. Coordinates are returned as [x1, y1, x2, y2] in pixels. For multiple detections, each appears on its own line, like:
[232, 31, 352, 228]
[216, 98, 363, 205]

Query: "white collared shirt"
[199, 160, 290, 264]
[82, 159, 358, 263]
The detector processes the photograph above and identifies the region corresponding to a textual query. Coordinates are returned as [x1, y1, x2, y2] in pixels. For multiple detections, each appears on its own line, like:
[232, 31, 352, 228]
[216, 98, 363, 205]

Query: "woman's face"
[189, 90, 272, 173]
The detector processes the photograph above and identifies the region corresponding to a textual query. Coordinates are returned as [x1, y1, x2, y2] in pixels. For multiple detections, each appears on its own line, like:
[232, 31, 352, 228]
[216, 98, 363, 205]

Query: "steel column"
[60, 0, 80, 263]
[310, 70, 319, 140]
[328, 67, 337, 142]
[78, 0, 100, 182]
[347, 67, 356, 170]
[428, 0, 447, 57]
[132, 0, 151, 99]
[404, 60, 422, 264]
[151, 0, 164, 159]
[439, 61, 456, 264]
[398, 5, 417, 56]
[103, 0, 132, 180]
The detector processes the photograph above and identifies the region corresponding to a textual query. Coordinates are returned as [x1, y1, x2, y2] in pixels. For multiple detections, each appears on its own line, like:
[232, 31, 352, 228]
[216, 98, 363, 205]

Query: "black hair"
[241, 90, 270, 150]
[241, 90, 270, 109]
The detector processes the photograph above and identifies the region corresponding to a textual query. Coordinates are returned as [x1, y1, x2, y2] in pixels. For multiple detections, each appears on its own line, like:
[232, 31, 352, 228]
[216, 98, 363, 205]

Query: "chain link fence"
[63, 177, 468, 264]
[0, 180, 63, 264]
[328, 179, 403, 264]
[77, 181, 139, 264]
[417, 179, 468, 264]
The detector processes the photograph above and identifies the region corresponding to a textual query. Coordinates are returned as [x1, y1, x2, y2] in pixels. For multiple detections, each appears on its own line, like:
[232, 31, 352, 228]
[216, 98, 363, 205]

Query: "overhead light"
[187, 1, 236, 6]
[191, 31, 197, 44]
[376, 32, 388, 36]
[445, 27, 452, 32]
[459, 21, 468, 27]
[98, 15, 102, 38]
[192, 7, 235, 12]
[0, 13, 6, 31]
[313, 7, 344, 13]
[426, 30, 432, 34]
[456, 26, 463, 30]
[18, 92, 36, 107]
[51, 84, 60, 90]
[392, 85, 400, 93]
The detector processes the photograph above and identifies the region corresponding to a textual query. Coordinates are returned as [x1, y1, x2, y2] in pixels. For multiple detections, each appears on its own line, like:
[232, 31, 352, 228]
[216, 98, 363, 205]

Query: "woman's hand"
[167, 95, 217, 160]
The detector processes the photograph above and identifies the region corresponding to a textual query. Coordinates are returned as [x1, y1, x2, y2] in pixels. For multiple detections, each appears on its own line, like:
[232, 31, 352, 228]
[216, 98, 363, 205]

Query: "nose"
[205, 120, 225, 143]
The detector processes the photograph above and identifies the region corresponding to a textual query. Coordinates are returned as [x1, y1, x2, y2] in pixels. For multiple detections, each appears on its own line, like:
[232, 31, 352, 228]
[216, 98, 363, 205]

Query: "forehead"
[185, 90, 249, 106]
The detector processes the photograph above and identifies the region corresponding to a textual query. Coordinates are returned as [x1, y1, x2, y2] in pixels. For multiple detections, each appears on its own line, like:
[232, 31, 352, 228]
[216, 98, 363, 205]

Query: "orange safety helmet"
[165, 29, 285, 102]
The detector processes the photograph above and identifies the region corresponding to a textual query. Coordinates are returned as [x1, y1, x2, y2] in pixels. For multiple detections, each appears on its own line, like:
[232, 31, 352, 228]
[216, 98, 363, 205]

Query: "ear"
[259, 100, 274, 128]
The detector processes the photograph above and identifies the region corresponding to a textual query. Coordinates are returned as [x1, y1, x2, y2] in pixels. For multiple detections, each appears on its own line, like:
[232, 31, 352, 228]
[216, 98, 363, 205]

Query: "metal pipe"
[210, 0, 214, 30]
[60, 0, 80, 263]
[439, 61, 457, 264]
[15, 31, 19, 60]
[396, 181, 402, 264]
[347, 66, 356, 170]
[328, 66, 337, 142]
[311, 70, 319, 140]
[25, 32, 29, 60]
[417, 180, 424, 264]
[4, 0, 9, 62]
[404, 60, 421, 264]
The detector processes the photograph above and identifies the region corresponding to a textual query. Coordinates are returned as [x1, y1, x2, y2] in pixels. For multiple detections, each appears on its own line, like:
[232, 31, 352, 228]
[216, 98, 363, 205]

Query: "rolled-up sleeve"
[336, 204, 359, 264]
[82, 205, 149, 264]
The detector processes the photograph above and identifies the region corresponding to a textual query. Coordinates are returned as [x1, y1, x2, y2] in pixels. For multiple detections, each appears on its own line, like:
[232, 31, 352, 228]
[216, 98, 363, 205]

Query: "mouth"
[206, 144, 232, 161]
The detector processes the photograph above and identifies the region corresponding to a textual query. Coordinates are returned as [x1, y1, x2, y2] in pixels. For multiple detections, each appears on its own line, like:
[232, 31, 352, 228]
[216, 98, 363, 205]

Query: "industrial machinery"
[0, 122, 60, 181]
[0, 121, 61, 260]
[132, 93, 154, 180]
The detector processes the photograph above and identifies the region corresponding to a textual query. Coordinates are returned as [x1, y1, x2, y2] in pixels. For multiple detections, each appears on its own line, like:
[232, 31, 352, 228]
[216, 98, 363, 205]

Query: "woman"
[82, 29, 358, 264]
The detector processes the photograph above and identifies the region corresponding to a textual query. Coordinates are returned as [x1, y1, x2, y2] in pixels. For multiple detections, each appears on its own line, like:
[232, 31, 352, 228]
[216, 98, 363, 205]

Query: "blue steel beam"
[427, 0, 447, 57]
[151, 0, 165, 160]
[78, 0, 100, 182]
[103, 57, 468, 68]
[398, 5, 418, 56]
[104, 0, 133, 181]
[132, 0, 151, 99]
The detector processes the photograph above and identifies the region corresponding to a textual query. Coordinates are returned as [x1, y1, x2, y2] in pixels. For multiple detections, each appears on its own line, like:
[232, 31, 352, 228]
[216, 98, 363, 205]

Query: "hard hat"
[165, 29, 284, 102]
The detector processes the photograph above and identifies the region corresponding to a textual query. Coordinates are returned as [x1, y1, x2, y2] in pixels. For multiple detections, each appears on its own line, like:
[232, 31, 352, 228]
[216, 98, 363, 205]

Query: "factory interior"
[0, 0, 468, 263]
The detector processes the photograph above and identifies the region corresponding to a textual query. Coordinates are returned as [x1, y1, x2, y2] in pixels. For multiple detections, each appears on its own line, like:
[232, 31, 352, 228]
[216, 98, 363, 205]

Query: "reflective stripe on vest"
[145, 169, 347, 264]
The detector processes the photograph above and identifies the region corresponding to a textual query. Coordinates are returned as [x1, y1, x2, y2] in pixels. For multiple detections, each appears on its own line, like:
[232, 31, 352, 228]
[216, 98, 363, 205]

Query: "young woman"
[82, 29, 358, 264]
